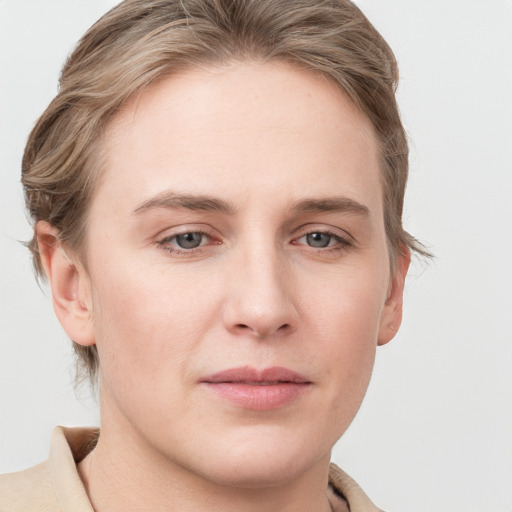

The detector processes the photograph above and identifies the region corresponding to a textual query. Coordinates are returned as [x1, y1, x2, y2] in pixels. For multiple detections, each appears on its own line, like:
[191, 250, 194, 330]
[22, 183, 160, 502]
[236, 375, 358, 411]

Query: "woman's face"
[78, 61, 407, 486]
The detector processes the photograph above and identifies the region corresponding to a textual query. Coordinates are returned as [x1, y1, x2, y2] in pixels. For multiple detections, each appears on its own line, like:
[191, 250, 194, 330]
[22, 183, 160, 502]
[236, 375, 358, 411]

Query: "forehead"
[96, 61, 381, 215]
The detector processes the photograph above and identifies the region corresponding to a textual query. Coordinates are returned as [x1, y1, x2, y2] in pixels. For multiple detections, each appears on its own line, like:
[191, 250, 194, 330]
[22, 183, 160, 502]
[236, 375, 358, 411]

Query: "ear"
[36, 221, 95, 347]
[377, 247, 411, 346]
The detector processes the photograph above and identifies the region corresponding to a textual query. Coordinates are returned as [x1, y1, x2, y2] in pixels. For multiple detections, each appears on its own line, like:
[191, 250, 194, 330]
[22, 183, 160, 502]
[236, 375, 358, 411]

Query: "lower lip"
[204, 382, 310, 410]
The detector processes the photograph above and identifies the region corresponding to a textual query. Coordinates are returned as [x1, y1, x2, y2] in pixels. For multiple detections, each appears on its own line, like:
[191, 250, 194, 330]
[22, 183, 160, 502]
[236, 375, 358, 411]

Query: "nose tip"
[222, 258, 298, 340]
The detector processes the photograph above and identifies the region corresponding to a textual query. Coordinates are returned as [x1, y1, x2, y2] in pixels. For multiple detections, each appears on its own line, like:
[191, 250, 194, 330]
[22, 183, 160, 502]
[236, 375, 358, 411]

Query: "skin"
[38, 61, 409, 512]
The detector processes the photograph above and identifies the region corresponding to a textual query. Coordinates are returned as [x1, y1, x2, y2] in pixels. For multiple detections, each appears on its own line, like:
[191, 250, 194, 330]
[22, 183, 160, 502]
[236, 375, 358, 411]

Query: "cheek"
[304, 269, 386, 403]
[306, 265, 386, 347]
[88, 259, 219, 384]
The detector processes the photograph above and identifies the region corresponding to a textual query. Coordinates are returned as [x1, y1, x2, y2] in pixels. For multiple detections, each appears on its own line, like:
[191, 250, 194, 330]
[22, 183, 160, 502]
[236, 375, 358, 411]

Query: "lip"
[200, 366, 311, 410]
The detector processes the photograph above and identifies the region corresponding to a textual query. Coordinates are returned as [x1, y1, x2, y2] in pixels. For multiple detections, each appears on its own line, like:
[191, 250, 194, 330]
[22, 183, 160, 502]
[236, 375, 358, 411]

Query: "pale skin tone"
[38, 61, 409, 512]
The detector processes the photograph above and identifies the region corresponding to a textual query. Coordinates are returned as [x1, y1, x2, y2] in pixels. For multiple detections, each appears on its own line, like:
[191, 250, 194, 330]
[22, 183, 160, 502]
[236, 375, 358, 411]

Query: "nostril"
[233, 322, 291, 337]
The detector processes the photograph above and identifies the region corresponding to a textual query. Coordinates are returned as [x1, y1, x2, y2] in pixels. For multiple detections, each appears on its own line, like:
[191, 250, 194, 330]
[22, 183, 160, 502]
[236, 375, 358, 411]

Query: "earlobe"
[377, 247, 411, 346]
[36, 221, 95, 347]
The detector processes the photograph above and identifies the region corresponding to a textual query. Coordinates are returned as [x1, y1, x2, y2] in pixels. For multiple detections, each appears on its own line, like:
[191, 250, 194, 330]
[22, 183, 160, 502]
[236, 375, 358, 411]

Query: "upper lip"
[201, 366, 310, 384]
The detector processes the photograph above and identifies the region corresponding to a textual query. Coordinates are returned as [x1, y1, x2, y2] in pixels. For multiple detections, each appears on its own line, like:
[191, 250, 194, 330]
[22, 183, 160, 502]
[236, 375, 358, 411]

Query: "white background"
[1, 1, 511, 511]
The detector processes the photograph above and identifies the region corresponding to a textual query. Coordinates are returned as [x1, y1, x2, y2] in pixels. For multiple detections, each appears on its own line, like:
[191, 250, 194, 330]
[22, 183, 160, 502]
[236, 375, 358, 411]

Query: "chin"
[179, 424, 331, 489]
[200, 455, 315, 489]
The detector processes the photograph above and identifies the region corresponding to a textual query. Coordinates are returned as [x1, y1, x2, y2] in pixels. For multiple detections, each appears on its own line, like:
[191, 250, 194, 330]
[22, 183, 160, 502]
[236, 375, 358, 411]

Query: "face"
[54, 62, 408, 487]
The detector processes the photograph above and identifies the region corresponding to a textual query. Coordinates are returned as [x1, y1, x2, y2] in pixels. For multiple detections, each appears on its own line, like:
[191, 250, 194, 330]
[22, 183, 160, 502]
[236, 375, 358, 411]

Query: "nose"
[222, 245, 298, 339]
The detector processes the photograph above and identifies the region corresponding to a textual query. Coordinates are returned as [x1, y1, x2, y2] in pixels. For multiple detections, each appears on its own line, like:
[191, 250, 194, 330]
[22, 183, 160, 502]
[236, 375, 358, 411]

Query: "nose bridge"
[223, 234, 297, 338]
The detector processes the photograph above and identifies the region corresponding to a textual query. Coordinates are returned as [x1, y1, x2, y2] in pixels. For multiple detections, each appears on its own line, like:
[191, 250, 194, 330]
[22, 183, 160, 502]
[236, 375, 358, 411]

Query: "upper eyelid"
[160, 229, 211, 240]
[293, 232, 352, 249]
[156, 224, 217, 240]
[158, 230, 214, 250]
[293, 224, 354, 242]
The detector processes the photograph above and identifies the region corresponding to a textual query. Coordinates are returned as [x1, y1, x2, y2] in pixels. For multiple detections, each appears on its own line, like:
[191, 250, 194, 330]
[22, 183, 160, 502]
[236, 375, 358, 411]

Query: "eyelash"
[292, 228, 353, 254]
[157, 230, 214, 256]
[156, 228, 353, 256]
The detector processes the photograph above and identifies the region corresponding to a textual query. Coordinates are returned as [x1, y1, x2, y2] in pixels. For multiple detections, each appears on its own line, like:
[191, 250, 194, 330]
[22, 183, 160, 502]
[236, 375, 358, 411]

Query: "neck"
[78, 407, 334, 512]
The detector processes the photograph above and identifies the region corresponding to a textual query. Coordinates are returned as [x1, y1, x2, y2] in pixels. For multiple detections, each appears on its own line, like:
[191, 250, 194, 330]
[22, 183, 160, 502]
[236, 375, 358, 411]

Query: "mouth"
[200, 366, 312, 410]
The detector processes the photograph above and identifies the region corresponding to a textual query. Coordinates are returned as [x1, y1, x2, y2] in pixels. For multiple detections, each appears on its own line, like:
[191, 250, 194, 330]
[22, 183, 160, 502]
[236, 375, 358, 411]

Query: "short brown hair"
[22, 0, 429, 383]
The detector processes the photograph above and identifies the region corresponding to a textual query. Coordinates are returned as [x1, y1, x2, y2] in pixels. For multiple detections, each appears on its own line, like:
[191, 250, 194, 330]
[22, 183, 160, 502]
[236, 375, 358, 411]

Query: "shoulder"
[0, 460, 60, 511]
[0, 426, 97, 512]
[328, 463, 385, 512]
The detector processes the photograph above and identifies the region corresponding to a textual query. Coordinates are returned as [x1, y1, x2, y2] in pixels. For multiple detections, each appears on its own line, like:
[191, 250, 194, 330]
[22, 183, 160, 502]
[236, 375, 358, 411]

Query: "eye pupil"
[176, 232, 203, 249]
[306, 232, 331, 248]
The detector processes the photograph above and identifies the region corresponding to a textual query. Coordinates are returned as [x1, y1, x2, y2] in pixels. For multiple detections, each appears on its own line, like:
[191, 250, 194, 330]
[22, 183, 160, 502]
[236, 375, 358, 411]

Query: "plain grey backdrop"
[1, 1, 511, 511]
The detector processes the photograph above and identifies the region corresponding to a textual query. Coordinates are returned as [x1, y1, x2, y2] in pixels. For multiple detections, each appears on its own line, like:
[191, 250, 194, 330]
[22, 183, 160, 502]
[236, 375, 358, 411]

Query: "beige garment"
[0, 427, 382, 511]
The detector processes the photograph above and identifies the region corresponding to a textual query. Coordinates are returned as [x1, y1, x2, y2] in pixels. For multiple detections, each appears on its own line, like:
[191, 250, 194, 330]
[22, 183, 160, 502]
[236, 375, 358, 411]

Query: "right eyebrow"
[133, 191, 237, 215]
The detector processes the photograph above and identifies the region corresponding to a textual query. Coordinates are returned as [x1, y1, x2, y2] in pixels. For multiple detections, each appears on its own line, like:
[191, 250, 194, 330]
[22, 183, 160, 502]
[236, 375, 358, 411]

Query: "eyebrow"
[288, 197, 370, 216]
[133, 191, 370, 217]
[133, 191, 236, 215]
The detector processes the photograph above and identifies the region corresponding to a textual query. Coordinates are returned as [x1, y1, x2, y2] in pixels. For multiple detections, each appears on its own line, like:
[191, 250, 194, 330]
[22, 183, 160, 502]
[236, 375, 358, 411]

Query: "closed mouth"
[201, 366, 311, 410]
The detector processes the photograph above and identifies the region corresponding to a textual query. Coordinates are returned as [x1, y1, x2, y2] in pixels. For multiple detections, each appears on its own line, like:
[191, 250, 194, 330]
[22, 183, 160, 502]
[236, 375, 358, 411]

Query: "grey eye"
[175, 232, 204, 249]
[306, 232, 332, 248]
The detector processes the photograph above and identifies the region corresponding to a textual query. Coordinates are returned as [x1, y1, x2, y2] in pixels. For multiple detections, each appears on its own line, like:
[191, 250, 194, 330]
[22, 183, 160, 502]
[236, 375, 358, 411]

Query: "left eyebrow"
[288, 197, 370, 216]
